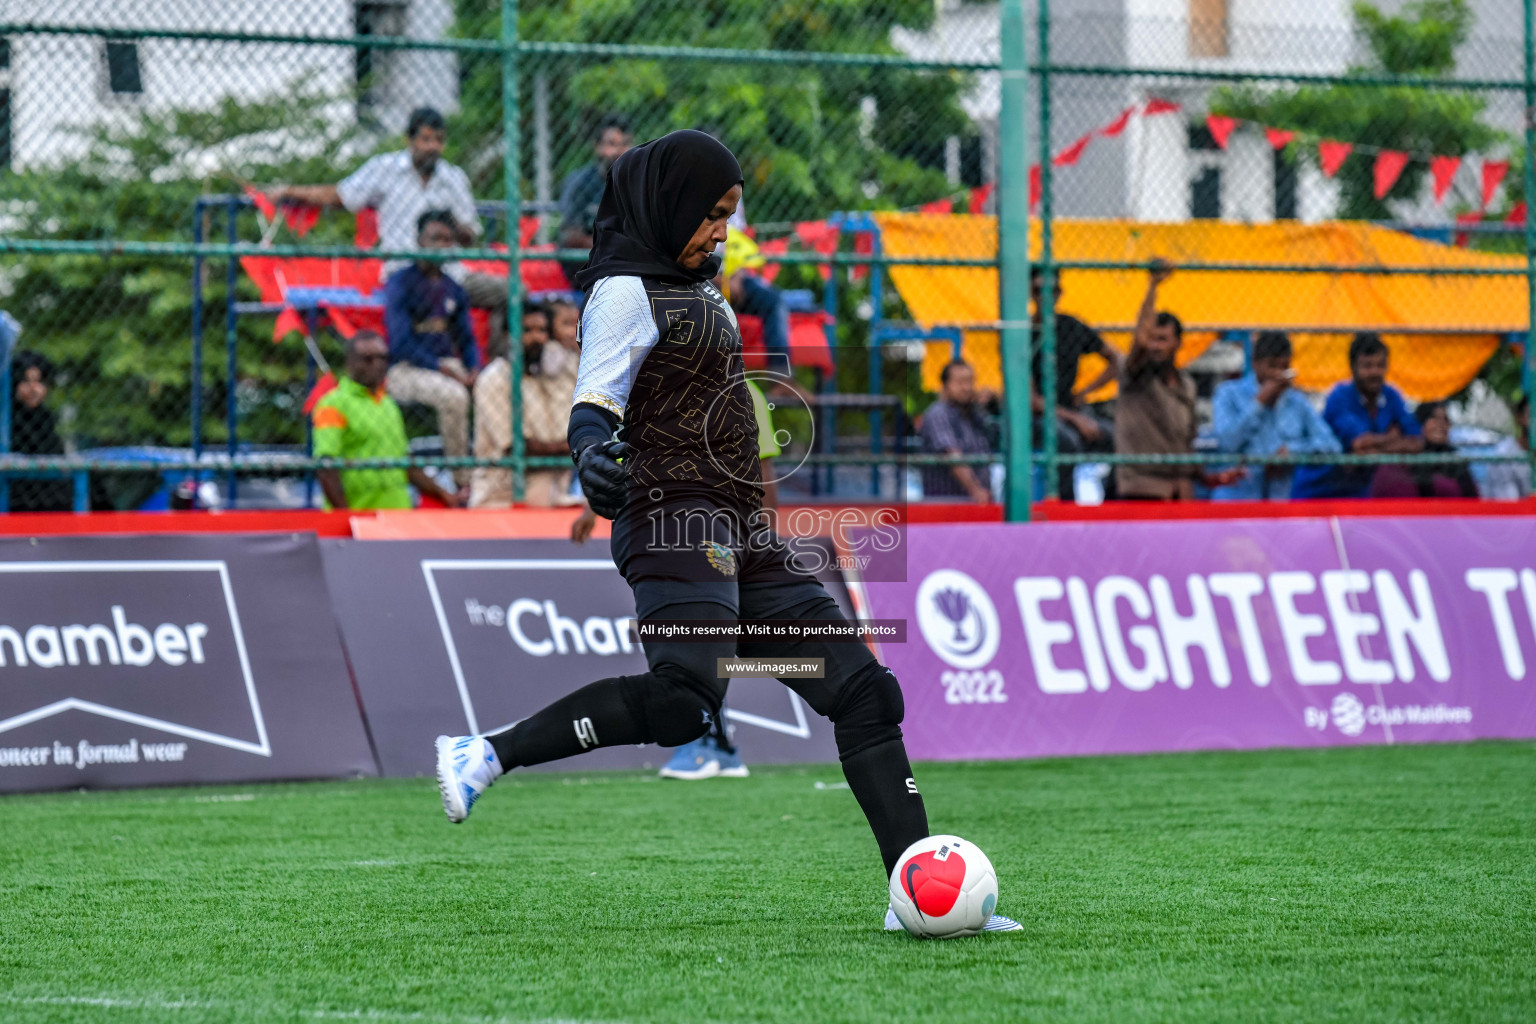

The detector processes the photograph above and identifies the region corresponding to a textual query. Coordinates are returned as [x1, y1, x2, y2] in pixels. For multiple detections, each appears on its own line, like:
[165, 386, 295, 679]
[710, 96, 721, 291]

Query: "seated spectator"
[1210, 331, 1341, 501]
[1114, 261, 1241, 500]
[9, 350, 71, 512]
[1483, 396, 1530, 500]
[1371, 401, 1477, 498]
[724, 233, 791, 361]
[541, 296, 581, 384]
[1030, 266, 1120, 499]
[384, 209, 480, 486]
[312, 331, 458, 510]
[1291, 332, 1424, 499]
[920, 360, 997, 503]
[470, 304, 574, 508]
[558, 114, 633, 288]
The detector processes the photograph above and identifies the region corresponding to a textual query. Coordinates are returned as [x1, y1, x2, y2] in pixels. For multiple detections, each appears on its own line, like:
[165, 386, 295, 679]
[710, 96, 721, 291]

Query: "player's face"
[409, 126, 446, 175]
[677, 184, 743, 270]
[348, 336, 391, 390]
[15, 367, 47, 409]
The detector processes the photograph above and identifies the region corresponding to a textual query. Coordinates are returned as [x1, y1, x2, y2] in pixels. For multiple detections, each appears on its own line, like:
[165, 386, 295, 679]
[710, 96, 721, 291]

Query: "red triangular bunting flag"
[284, 203, 320, 237]
[1508, 201, 1528, 226]
[1263, 127, 1294, 151]
[1373, 150, 1409, 199]
[1205, 115, 1237, 150]
[1318, 140, 1353, 178]
[354, 208, 379, 248]
[1482, 159, 1509, 208]
[1430, 155, 1461, 203]
[243, 185, 276, 222]
[1100, 106, 1136, 138]
[1143, 97, 1181, 116]
[1052, 133, 1092, 167]
[919, 198, 953, 214]
[1029, 165, 1042, 211]
[968, 182, 994, 215]
[1454, 212, 1482, 248]
[322, 305, 357, 339]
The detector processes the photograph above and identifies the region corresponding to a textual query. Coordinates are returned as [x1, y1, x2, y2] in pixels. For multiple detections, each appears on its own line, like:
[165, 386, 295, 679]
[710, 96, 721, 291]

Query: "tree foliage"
[1213, 0, 1501, 220]
[450, 0, 976, 222]
[0, 87, 378, 453]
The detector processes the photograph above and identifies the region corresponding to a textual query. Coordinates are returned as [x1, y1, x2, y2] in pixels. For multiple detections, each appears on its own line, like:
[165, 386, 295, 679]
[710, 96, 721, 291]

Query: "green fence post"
[999, 0, 1033, 521]
[1037, 0, 1057, 503]
[504, 0, 525, 502]
[1526, 0, 1535, 483]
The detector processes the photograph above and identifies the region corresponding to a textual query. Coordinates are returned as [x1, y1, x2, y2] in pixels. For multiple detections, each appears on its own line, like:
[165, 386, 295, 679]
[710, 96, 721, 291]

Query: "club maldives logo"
[1330, 693, 1367, 736]
[915, 570, 1000, 670]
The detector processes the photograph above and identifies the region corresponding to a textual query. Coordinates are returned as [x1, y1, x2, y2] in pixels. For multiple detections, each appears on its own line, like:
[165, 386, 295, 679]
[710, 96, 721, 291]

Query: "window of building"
[356, 1, 407, 123]
[1189, 0, 1229, 58]
[1274, 149, 1297, 220]
[104, 40, 143, 96]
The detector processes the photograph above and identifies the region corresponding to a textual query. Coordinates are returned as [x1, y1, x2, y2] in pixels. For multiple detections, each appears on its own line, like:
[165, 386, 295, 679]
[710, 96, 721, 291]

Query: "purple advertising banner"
[0, 534, 377, 792]
[860, 518, 1536, 761]
[323, 539, 850, 776]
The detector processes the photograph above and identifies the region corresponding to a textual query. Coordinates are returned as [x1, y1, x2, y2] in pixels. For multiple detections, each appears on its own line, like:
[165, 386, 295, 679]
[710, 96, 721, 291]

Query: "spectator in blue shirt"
[1291, 332, 1424, 499]
[1211, 331, 1341, 501]
[558, 114, 633, 288]
[384, 209, 480, 484]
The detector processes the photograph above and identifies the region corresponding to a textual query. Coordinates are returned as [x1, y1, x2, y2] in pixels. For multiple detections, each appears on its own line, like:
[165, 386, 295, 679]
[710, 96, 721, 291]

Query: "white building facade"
[895, 0, 1522, 224]
[1, 0, 459, 172]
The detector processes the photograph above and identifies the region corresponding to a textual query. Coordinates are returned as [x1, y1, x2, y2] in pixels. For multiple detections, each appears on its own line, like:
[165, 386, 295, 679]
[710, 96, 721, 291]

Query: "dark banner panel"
[0, 534, 376, 792]
[322, 539, 846, 776]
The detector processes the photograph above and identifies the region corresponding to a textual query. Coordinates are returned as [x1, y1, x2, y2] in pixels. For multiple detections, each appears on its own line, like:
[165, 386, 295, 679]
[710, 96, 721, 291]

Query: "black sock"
[840, 738, 929, 878]
[487, 676, 646, 770]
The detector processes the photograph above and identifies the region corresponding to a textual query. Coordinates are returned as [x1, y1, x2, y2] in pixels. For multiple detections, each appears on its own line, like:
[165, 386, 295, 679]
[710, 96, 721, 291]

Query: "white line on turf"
[2, 994, 635, 1024]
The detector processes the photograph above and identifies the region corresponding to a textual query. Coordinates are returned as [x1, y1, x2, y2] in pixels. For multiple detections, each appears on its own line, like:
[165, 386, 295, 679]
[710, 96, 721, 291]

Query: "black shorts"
[611, 497, 824, 619]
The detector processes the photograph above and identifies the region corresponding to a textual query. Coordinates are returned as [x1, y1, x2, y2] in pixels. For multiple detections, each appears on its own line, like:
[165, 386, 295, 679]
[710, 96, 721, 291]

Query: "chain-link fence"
[0, 1, 1530, 516]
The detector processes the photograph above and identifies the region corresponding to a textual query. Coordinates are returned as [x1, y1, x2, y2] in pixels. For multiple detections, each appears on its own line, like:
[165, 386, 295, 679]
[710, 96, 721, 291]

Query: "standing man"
[312, 331, 459, 510]
[274, 107, 481, 275]
[1210, 331, 1340, 501]
[384, 211, 480, 485]
[1030, 267, 1120, 499]
[557, 114, 633, 287]
[1291, 332, 1424, 499]
[920, 360, 997, 503]
[432, 130, 1018, 933]
[1114, 261, 1241, 500]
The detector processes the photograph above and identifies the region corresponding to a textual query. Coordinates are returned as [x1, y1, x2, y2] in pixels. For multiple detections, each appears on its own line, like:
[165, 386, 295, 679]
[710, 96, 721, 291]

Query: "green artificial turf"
[1, 741, 1533, 1023]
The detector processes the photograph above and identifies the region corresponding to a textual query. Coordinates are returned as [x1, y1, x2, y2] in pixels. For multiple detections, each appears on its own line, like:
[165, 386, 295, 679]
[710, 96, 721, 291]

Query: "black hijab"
[573, 130, 742, 290]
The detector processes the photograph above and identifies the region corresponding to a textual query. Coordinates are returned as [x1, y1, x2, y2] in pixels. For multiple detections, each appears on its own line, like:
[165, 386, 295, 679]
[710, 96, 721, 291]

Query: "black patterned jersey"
[574, 275, 762, 517]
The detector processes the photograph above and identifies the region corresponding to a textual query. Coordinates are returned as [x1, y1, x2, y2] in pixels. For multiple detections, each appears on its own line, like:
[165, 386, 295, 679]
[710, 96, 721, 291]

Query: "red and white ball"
[888, 834, 999, 938]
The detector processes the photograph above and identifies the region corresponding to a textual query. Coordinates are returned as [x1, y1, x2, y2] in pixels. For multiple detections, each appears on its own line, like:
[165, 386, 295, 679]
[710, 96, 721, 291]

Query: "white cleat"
[435, 734, 502, 823]
[883, 905, 1022, 934]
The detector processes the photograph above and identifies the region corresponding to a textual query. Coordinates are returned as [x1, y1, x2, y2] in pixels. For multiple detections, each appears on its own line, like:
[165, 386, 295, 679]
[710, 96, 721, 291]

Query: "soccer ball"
[888, 834, 999, 938]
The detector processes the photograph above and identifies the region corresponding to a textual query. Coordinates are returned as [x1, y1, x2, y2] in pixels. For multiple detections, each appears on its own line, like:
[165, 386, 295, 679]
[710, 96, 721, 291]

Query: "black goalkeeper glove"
[576, 440, 633, 520]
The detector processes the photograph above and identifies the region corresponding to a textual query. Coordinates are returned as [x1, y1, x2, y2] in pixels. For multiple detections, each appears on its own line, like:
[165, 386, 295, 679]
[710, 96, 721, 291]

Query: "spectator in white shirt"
[271, 108, 505, 314]
[1484, 396, 1531, 500]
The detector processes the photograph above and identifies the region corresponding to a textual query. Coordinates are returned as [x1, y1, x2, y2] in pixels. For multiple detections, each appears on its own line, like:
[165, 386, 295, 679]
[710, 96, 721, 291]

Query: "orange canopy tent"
[872, 214, 1528, 401]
